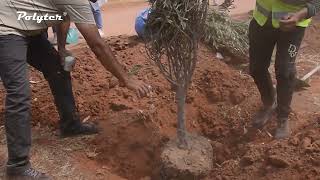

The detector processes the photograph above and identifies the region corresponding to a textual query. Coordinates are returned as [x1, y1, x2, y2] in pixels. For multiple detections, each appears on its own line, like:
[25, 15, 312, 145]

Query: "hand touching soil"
[122, 77, 152, 98]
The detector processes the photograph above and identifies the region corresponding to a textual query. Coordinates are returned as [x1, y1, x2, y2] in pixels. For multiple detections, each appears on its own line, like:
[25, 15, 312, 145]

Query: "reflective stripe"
[273, 11, 289, 20]
[254, 0, 311, 28]
[280, 0, 307, 6]
[256, 2, 271, 17]
[256, 2, 289, 20]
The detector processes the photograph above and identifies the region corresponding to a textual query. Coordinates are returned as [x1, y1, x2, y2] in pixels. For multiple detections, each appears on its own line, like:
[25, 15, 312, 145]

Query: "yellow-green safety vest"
[253, 0, 312, 28]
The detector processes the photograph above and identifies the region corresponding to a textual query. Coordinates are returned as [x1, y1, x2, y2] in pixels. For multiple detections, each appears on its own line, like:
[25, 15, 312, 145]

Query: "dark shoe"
[274, 118, 290, 139]
[252, 102, 277, 129]
[61, 122, 99, 138]
[6, 167, 51, 180]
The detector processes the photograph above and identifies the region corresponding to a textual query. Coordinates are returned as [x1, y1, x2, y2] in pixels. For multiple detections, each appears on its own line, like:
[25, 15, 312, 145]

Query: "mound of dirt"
[1, 30, 320, 179]
[92, 111, 164, 179]
[302, 15, 320, 51]
[67, 36, 259, 179]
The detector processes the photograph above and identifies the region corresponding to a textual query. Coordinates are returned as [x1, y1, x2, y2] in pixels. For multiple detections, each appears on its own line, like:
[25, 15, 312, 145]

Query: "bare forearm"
[75, 23, 129, 84]
[57, 18, 71, 51]
[91, 41, 129, 83]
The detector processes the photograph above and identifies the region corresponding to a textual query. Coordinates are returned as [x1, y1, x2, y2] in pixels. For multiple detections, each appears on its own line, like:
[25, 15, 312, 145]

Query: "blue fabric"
[135, 8, 150, 38]
[90, 1, 100, 11]
[66, 28, 79, 44]
[90, 2, 103, 29]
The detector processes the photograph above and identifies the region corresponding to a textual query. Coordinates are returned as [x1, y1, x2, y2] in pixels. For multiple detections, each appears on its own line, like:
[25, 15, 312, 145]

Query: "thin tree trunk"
[176, 85, 187, 149]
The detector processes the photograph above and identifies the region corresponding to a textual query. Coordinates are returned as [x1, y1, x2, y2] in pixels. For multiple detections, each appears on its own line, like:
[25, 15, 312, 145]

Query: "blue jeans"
[90, 2, 103, 29]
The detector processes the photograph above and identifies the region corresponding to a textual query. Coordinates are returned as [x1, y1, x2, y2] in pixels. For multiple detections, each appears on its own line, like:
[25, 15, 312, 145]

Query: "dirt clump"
[160, 135, 213, 180]
[91, 111, 165, 180]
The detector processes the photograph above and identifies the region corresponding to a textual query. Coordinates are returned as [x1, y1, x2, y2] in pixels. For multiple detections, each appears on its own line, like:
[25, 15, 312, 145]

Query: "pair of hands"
[58, 49, 152, 98]
[279, 14, 300, 31]
[279, 9, 308, 31]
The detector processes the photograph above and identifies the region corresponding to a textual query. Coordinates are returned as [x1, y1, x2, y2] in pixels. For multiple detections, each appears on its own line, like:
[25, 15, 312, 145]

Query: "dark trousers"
[0, 34, 80, 173]
[249, 19, 305, 118]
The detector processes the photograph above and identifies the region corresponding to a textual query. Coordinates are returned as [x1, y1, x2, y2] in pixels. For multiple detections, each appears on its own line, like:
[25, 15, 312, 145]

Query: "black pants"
[0, 34, 80, 174]
[249, 19, 305, 118]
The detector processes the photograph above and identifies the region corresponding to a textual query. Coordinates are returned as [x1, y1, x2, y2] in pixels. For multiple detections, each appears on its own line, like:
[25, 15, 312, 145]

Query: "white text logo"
[17, 11, 64, 23]
[288, 44, 298, 58]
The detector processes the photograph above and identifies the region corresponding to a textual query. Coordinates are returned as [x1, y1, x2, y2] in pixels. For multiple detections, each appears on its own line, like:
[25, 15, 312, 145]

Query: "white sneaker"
[98, 29, 105, 37]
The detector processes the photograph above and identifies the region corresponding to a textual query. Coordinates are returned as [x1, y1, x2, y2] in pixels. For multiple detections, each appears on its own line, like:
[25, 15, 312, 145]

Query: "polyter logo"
[17, 11, 66, 23]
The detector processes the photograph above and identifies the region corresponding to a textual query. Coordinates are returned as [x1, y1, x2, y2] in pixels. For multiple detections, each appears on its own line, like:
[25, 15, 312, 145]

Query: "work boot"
[274, 118, 290, 139]
[252, 101, 277, 129]
[60, 121, 99, 138]
[6, 167, 51, 180]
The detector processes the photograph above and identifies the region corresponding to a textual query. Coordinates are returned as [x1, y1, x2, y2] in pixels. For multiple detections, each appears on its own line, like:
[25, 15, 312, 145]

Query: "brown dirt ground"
[1, 15, 320, 180]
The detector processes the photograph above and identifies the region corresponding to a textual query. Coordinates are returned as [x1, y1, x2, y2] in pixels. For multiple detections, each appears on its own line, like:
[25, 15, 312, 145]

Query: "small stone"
[268, 155, 290, 168]
[86, 151, 98, 159]
[312, 140, 320, 152]
[311, 155, 320, 166]
[240, 156, 254, 166]
[109, 78, 119, 89]
[229, 90, 245, 105]
[289, 136, 300, 146]
[301, 137, 314, 152]
[122, 91, 130, 99]
[216, 175, 223, 180]
[140, 176, 151, 180]
[216, 52, 224, 60]
[186, 96, 194, 104]
[84, 66, 93, 71]
[301, 137, 312, 149]
[109, 102, 131, 111]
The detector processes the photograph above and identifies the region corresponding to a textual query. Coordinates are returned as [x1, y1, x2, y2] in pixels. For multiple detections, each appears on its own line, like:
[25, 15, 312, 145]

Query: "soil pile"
[1, 19, 320, 178]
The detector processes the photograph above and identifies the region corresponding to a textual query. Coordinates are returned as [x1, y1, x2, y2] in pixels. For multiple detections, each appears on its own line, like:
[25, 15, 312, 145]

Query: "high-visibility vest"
[253, 0, 312, 28]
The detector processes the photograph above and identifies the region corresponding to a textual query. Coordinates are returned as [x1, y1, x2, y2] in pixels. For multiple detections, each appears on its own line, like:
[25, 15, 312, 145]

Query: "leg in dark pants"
[249, 19, 278, 128]
[26, 33, 79, 131]
[275, 28, 305, 118]
[249, 18, 305, 139]
[249, 19, 277, 107]
[0, 35, 31, 174]
[26, 33, 98, 136]
[273, 27, 305, 139]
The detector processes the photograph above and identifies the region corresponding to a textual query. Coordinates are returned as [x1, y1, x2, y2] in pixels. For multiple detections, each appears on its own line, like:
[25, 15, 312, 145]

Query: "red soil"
[1, 16, 320, 180]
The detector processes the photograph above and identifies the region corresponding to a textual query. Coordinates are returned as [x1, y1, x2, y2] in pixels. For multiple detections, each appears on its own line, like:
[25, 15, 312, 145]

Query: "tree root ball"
[160, 134, 213, 180]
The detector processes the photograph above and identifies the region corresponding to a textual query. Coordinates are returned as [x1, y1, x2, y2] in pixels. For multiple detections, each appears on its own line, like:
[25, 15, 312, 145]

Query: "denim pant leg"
[90, 2, 103, 29]
[0, 35, 31, 174]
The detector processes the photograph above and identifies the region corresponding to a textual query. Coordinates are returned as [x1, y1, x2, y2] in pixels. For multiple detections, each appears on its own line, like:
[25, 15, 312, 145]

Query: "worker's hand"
[58, 49, 73, 65]
[279, 13, 300, 31]
[122, 77, 152, 98]
[279, 8, 308, 32]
